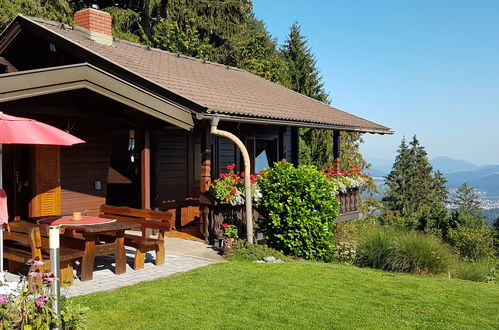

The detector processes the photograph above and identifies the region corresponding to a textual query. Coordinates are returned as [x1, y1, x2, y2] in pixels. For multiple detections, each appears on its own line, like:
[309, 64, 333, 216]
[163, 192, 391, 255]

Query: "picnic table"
[38, 216, 137, 281]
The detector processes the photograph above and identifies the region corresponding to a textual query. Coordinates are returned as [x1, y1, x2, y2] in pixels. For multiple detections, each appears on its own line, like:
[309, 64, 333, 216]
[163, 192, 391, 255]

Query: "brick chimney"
[74, 8, 113, 46]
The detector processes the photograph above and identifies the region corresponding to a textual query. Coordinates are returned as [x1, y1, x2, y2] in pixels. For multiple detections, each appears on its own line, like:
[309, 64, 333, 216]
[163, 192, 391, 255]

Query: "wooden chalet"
[0, 9, 392, 241]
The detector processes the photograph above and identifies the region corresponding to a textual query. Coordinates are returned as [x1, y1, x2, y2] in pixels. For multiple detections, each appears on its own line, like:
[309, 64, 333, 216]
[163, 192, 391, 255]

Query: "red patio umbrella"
[0, 113, 84, 145]
[0, 112, 85, 283]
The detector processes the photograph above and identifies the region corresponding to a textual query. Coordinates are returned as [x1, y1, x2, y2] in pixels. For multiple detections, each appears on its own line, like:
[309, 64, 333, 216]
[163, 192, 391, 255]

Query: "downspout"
[210, 117, 254, 244]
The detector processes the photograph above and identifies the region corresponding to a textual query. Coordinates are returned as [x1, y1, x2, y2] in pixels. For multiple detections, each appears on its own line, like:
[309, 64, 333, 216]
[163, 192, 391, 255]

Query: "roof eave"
[0, 63, 194, 130]
[196, 112, 394, 135]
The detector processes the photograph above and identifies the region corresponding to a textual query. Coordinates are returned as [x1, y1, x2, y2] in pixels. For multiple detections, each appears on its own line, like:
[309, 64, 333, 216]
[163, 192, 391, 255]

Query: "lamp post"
[49, 225, 61, 329]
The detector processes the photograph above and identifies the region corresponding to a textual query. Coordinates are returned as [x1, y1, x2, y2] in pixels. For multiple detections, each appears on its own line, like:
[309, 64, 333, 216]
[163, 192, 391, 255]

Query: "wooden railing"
[199, 193, 261, 244]
[337, 188, 360, 214]
[200, 188, 361, 243]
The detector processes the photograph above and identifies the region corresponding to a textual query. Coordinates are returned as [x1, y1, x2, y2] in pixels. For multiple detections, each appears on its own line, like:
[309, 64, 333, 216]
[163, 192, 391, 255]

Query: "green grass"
[73, 262, 499, 329]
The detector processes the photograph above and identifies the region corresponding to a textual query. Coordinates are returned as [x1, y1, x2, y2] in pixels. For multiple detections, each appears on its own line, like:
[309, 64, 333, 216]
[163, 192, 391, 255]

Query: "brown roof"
[14, 16, 393, 134]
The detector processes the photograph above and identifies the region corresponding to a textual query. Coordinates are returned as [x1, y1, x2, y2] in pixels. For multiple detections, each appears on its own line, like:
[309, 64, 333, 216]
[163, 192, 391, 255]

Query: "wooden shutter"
[29, 146, 61, 217]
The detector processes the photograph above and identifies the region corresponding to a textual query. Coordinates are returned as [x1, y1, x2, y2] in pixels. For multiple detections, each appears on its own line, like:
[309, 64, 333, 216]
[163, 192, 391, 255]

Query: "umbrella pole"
[0, 143, 4, 283]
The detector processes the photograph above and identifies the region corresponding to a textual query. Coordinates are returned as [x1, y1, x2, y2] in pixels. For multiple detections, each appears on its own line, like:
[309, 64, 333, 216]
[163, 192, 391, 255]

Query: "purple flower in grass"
[0, 295, 8, 305]
[36, 295, 49, 308]
[43, 273, 59, 283]
[28, 269, 43, 278]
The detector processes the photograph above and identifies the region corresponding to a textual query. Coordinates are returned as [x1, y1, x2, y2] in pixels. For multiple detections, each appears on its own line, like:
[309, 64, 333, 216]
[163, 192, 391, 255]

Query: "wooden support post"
[200, 122, 212, 241]
[141, 130, 151, 237]
[333, 130, 341, 172]
[278, 127, 287, 161]
[200, 123, 212, 193]
[291, 127, 299, 166]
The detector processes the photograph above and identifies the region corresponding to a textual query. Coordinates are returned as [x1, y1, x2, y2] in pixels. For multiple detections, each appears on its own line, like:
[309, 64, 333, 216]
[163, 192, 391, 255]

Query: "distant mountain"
[366, 157, 394, 177]
[367, 156, 499, 199]
[366, 168, 387, 178]
[446, 165, 499, 197]
[430, 156, 479, 174]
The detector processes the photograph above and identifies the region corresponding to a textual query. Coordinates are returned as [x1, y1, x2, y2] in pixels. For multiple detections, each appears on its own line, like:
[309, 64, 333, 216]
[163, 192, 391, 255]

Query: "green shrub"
[355, 226, 395, 270]
[452, 259, 497, 283]
[355, 227, 453, 275]
[448, 225, 495, 260]
[257, 162, 339, 261]
[224, 241, 292, 262]
[389, 231, 453, 275]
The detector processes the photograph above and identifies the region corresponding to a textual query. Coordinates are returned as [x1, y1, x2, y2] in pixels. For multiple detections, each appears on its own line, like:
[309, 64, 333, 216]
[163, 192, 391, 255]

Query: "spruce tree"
[282, 23, 329, 102]
[452, 182, 482, 214]
[384, 136, 448, 217]
[383, 137, 411, 215]
[281, 23, 333, 167]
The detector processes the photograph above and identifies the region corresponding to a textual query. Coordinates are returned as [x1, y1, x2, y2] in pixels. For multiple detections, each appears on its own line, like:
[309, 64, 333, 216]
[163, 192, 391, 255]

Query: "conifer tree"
[383, 137, 411, 215]
[282, 23, 329, 103]
[383, 136, 448, 217]
[281, 23, 333, 167]
[452, 182, 481, 214]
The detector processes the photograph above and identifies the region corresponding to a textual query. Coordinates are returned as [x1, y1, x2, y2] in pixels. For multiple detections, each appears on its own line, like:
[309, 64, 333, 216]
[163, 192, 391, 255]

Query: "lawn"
[73, 262, 499, 329]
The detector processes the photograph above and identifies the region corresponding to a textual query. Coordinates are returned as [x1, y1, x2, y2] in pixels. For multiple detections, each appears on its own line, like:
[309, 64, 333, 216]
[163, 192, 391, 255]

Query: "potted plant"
[222, 223, 238, 253]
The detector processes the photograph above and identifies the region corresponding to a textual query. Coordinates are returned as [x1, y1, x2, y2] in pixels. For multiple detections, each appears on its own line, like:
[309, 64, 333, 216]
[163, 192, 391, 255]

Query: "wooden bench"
[3, 221, 84, 285]
[99, 204, 174, 270]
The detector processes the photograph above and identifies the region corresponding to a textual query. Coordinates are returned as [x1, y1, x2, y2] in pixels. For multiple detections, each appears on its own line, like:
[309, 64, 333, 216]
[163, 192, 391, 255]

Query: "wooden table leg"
[114, 230, 126, 275]
[81, 234, 96, 282]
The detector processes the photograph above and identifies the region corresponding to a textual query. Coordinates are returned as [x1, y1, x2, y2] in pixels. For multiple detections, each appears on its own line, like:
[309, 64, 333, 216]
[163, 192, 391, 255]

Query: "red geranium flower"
[226, 164, 236, 171]
[231, 188, 237, 194]
[224, 195, 231, 200]
[222, 223, 229, 228]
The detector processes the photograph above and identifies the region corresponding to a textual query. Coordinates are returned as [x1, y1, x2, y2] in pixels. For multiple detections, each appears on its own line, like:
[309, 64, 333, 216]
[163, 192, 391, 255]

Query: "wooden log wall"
[61, 129, 113, 216]
[153, 129, 200, 227]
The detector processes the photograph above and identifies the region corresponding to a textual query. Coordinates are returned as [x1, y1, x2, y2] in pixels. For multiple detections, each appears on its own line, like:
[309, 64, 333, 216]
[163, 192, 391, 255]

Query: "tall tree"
[452, 182, 481, 215]
[282, 23, 328, 102]
[383, 137, 411, 215]
[0, 0, 73, 30]
[281, 23, 333, 167]
[383, 136, 448, 217]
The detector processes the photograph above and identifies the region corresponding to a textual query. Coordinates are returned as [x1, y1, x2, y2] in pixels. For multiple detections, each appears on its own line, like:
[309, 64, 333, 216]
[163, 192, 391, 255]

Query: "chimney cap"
[91, 3, 100, 10]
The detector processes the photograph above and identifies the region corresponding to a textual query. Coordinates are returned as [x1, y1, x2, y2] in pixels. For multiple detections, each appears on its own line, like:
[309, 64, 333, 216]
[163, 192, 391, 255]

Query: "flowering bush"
[333, 242, 357, 263]
[0, 259, 87, 329]
[322, 166, 368, 193]
[207, 164, 262, 206]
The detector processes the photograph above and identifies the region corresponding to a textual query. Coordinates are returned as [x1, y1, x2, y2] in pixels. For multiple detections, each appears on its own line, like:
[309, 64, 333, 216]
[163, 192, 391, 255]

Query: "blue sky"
[252, 0, 499, 165]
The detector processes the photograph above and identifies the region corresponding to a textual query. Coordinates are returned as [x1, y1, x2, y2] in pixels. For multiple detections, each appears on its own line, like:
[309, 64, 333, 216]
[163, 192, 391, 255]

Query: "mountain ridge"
[367, 156, 499, 199]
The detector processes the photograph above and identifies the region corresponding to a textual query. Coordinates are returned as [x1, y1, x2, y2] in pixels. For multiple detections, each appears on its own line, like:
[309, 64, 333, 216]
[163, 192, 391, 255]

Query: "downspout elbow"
[208, 117, 254, 244]
[210, 117, 220, 134]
